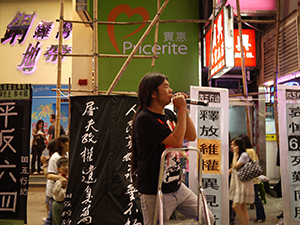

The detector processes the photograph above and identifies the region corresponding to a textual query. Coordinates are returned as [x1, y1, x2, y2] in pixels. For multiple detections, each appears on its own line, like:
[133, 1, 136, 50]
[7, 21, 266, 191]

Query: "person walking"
[131, 72, 214, 225]
[31, 119, 46, 174]
[240, 134, 266, 223]
[229, 136, 254, 225]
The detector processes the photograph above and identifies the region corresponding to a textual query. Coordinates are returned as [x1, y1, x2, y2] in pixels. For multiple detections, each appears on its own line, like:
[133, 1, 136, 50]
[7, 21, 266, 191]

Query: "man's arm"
[162, 94, 187, 148]
[184, 113, 196, 141]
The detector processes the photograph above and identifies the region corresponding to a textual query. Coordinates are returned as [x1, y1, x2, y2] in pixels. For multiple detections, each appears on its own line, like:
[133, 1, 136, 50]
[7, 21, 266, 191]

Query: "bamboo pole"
[236, 0, 252, 138]
[105, 0, 170, 95]
[55, 0, 64, 139]
[68, 77, 71, 140]
[62, 18, 275, 25]
[151, 0, 160, 67]
[207, 0, 216, 87]
[93, 0, 98, 95]
[273, 0, 281, 148]
[57, 53, 158, 59]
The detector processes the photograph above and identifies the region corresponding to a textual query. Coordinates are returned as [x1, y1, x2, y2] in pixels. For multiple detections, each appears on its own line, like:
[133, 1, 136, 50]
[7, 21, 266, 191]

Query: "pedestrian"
[229, 136, 254, 225]
[239, 134, 266, 223]
[42, 135, 69, 225]
[131, 72, 215, 225]
[31, 119, 46, 174]
[48, 114, 65, 142]
[52, 157, 68, 225]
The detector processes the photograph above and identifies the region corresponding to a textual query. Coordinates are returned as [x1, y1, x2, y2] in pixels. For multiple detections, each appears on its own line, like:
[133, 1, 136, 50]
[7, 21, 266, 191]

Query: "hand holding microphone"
[186, 98, 209, 106]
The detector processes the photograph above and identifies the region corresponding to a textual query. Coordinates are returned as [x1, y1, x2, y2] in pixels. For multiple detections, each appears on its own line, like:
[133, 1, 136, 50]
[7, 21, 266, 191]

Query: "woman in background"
[31, 119, 46, 174]
[229, 137, 254, 225]
[240, 134, 266, 223]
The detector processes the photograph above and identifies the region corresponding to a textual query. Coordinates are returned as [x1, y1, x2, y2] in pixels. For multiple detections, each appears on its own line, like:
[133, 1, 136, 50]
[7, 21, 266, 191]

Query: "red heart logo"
[107, 4, 149, 54]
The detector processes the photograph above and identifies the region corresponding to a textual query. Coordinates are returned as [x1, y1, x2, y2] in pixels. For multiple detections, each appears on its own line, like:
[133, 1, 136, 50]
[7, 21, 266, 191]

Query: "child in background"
[41, 138, 57, 222]
[52, 157, 68, 225]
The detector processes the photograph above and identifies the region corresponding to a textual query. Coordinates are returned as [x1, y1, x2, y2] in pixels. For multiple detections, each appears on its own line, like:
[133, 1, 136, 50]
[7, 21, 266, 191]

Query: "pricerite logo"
[107, 4, 149, 54]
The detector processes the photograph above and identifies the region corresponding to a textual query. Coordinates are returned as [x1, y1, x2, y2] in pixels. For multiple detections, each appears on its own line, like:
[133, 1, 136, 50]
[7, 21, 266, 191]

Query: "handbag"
[237, 160, 263, 182]
[36, 136, 46, 150]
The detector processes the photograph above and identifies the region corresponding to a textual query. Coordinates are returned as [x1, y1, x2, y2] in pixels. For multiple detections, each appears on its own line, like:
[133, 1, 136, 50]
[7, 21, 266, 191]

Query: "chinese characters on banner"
[61, 96, 143, 224]
[190, 86, 229, 225]
[0, 84, 32, 224]
[278, 86, 300, 224]
[1, 11, 72, 74]
[205, 10, 225, 77]
[205, 7, 234, 79]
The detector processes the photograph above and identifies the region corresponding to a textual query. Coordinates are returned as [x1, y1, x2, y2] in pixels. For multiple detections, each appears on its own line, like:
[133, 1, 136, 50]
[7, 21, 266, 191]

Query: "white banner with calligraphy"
[190, 86, 229, 225]
[278, 85, 300, 224]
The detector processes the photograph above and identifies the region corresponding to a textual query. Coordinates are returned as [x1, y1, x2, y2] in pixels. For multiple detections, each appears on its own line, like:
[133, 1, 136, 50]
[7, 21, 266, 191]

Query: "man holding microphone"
[131, 72, 214, 225]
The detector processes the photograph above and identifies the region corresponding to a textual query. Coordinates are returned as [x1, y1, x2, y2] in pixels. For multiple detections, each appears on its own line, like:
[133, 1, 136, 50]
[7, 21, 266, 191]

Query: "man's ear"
[151, 90, 157, 99]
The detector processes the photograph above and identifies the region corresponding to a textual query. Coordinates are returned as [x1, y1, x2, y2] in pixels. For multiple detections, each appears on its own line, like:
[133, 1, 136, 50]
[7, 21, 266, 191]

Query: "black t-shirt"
[134, 108, 181, 194]
[48, 124, 65, 139]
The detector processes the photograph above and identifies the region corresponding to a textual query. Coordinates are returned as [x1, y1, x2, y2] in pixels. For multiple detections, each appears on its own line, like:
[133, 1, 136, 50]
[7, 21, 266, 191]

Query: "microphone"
[186, 98, 209, 106]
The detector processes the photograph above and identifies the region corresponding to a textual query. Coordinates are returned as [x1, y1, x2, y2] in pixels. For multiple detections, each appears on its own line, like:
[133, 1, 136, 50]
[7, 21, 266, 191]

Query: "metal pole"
[236, 0, 252, 138]
[207, 0, 216, 87]
[55, 0, 64, 139]
[93, 0, 98, 95]
[273, 0, 281, 148]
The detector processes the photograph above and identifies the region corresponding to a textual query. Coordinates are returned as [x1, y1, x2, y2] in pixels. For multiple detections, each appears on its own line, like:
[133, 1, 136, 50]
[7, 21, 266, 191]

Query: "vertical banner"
[97, 0, 199, 92]
[190, 86, 229, 225]
[0, 84, 32, 224]
[278, 85, 300, 224]
[61, 95, 143, 224]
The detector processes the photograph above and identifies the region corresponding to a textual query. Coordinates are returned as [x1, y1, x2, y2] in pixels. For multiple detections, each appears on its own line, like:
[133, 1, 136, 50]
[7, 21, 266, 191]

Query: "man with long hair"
[131, 72, 214, 225]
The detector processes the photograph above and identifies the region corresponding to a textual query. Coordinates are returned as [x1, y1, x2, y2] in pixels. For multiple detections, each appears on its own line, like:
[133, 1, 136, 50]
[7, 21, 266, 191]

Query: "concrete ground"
[26, 186, 283, 225]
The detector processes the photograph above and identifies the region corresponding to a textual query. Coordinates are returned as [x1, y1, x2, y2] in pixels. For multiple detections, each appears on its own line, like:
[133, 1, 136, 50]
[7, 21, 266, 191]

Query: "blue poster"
[30, 85, 69, 154]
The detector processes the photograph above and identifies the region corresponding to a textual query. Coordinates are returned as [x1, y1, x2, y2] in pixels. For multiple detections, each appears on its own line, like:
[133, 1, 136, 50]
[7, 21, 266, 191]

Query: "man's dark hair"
[130, 72, 167, 185]
[137, 72, 167, 109]
[57, 157, 68, 167]
[51, 114, 55, 120]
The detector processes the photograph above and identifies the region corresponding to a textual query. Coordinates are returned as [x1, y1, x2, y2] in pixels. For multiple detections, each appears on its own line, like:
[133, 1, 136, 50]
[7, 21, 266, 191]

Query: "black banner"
[0, 84, 32, 223]
[62, 95, 143, 225]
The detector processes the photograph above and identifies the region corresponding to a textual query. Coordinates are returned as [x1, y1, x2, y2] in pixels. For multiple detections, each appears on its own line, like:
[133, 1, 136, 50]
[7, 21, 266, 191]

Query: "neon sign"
[1, 11, 36, 45]
[234, 29, 256, 67]
[205, 7, 234, 79]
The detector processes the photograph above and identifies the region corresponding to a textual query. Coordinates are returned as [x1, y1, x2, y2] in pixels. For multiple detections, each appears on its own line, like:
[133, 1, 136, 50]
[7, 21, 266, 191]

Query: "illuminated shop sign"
[44, 45, 72, 62]
[234, 29, 256, 67]
[1, 11, 36, 45]
[204, 7, 234, 79]
[33, 21, 54, 40]
[17, 42, 41, 74]
[56, 22, 72, 40]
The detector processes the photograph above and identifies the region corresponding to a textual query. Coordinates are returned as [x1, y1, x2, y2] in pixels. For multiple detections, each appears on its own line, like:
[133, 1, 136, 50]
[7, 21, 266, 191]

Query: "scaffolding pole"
[207, 0, 216, 87]
[93, 0, 98, 95]
[55, 0, 64, 139]
[273, 0, 281, 148]
[236, 0, 252, 138]
[105, 0, 170, 95]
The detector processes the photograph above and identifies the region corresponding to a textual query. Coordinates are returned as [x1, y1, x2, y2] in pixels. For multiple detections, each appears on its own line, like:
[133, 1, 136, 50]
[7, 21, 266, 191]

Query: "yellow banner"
[197, 139, 221, 174]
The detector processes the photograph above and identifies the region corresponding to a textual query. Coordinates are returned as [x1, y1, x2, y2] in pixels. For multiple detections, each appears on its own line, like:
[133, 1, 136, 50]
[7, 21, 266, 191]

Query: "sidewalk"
[26, 186, 283, 225]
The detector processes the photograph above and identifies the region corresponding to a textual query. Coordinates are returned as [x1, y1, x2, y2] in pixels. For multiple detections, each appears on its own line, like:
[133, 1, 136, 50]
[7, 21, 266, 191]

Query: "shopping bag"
[237, 160, 263, 182]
